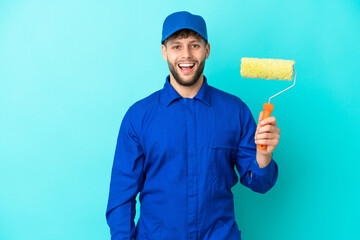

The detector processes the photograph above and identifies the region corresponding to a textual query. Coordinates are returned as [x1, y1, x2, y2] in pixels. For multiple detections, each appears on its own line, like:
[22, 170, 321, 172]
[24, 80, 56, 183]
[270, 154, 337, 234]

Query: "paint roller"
[240, 57, 296, 150]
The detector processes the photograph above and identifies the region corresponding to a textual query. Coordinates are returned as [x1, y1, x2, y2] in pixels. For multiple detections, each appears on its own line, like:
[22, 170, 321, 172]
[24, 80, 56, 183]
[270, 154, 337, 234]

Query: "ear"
[205, 43, 210, 59]
[161, 44, 167, 61]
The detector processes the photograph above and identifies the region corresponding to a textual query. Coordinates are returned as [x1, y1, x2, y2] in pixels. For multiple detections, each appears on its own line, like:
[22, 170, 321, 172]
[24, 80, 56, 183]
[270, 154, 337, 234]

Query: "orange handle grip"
[257, 103, 274, 151]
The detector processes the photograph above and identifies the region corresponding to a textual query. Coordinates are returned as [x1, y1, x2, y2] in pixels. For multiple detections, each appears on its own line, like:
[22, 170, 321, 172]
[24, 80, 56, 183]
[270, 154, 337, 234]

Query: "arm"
[106, 107, 144, 240]
[235, 103, 278, 194]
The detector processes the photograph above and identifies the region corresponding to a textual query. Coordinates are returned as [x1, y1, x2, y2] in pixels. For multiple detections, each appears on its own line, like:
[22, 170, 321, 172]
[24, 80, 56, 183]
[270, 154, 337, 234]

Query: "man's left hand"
[254, 111, 280, 157]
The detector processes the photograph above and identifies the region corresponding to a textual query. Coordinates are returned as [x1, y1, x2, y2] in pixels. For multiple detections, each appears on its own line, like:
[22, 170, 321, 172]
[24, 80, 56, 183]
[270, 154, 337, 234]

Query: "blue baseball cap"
[161, 11, 208, 44]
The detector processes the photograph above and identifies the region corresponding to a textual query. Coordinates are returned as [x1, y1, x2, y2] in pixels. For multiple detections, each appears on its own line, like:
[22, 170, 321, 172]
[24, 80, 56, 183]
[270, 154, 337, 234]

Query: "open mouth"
[178, 62, 195, 74]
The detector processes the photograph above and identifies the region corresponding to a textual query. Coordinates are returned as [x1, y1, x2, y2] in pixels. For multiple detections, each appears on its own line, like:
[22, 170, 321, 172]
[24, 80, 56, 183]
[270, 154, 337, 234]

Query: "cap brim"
[162, 26, 207, 44]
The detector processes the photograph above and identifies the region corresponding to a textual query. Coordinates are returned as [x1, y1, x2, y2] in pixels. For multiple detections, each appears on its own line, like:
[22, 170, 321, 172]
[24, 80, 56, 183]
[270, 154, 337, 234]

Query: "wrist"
[256, 151, 272, 168]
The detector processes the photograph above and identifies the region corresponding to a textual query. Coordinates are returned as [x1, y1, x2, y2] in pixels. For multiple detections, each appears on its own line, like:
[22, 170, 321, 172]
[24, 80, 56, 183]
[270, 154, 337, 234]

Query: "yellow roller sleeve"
[240, 57, 295, 81]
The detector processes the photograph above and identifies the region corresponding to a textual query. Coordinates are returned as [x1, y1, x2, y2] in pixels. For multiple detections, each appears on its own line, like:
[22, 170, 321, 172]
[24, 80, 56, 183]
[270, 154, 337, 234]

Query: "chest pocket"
[210, 132, 239, 189]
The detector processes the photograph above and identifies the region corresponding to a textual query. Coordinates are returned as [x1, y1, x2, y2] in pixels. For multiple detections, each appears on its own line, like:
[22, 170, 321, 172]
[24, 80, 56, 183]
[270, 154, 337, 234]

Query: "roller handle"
[257, 103, 274, 151]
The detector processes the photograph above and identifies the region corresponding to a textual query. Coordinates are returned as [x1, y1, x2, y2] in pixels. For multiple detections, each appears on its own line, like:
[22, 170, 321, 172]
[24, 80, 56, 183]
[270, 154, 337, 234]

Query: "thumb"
[257, 111, 264, 129]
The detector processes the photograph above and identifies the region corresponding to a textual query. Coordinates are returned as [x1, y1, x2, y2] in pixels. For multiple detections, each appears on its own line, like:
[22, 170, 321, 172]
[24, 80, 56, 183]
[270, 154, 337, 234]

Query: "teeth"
[179, 63, 195, 67]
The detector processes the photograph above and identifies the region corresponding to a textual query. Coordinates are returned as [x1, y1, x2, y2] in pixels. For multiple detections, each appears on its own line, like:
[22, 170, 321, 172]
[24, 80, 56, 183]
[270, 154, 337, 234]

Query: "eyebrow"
[169, 39, 202, 45]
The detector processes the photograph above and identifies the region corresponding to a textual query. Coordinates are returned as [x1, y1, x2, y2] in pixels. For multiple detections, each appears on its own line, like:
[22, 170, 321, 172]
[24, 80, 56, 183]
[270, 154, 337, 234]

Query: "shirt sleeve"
[106, 106, 145, 240]
[235, 102, 278, 194]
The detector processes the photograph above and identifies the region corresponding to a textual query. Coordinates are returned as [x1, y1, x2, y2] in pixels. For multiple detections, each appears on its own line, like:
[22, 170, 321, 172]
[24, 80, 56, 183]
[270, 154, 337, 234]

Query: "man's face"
[161, 34, 210, 87]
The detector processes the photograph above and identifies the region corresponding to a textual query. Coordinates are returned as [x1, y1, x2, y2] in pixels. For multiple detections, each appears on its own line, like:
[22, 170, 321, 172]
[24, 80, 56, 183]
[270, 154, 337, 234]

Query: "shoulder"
[129, 90, 161, 111]
[123, 89, 162, 124]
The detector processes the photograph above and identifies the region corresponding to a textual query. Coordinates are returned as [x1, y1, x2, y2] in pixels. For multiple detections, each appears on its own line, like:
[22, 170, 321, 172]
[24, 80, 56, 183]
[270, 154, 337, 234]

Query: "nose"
[182, 46, 192, 58]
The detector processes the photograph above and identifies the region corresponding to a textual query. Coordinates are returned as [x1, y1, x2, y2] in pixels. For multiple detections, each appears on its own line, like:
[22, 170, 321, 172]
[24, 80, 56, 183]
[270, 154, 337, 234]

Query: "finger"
[258, 125, 280, 134]
[260, 116, 277, 127]
[256, 111, 264, 131]
[255, 138, 279, 147]
[258, 111, 264, 123]
[254, 128, 280, 143]
[255, 132, 280, 140]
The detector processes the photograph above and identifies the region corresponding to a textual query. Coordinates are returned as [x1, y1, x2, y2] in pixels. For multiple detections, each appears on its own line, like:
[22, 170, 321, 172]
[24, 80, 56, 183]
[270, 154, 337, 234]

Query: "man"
[106, 11, 279, 240]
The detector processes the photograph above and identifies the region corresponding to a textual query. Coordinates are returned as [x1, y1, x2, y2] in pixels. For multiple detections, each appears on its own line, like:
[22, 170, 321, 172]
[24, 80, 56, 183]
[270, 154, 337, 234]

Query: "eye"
[192, 44, 200, 48]
[172, 45, 180, 50]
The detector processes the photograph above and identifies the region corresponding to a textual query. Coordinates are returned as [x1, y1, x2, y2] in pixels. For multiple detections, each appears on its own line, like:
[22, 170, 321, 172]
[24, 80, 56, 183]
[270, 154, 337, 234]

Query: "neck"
[169, 74, 204, 98]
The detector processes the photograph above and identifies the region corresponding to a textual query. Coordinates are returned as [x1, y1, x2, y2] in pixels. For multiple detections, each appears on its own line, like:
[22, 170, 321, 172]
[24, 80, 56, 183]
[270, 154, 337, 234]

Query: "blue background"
[1, 0, 359, 239]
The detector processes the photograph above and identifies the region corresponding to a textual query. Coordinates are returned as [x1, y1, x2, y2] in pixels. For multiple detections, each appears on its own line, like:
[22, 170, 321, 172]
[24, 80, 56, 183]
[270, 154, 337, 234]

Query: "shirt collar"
[162, 75, 211, 107]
